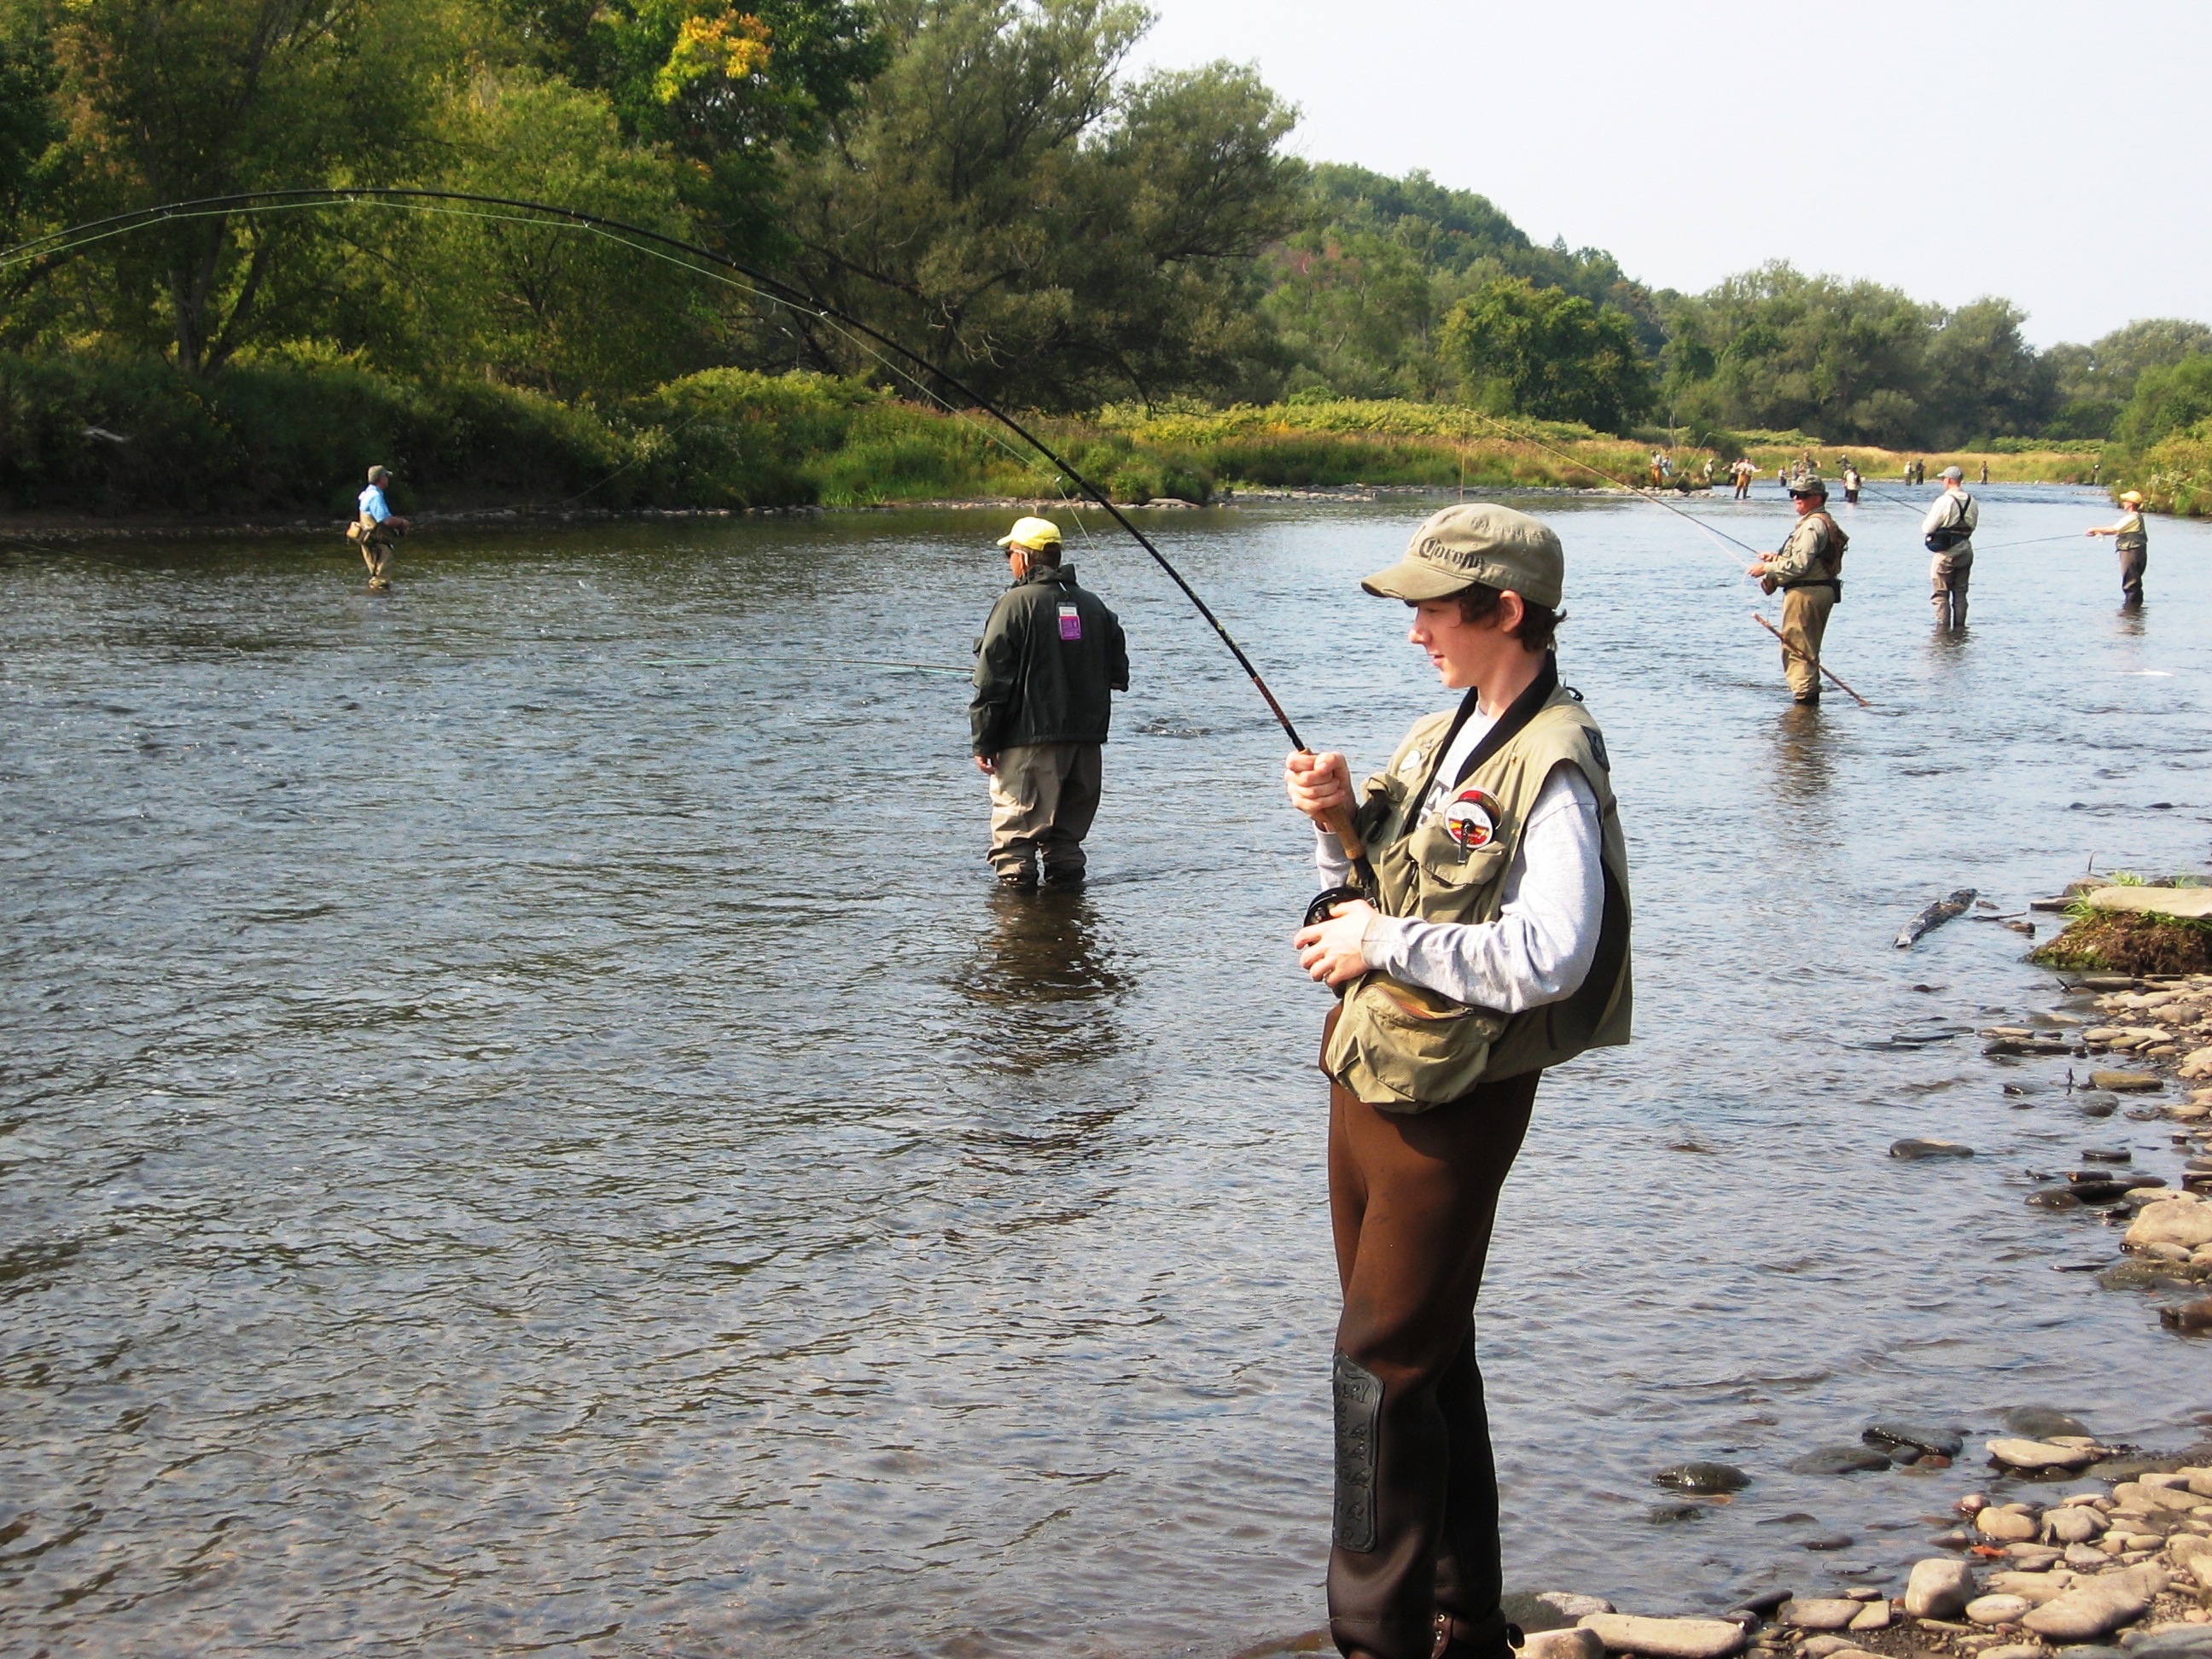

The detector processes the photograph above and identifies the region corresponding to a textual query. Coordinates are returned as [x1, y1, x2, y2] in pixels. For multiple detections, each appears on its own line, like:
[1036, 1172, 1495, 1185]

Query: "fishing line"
[1, 186, 1322, 757]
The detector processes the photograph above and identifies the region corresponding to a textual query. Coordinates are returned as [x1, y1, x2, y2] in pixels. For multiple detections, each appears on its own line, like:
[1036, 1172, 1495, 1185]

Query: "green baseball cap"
[1360, 503, 1564, 608]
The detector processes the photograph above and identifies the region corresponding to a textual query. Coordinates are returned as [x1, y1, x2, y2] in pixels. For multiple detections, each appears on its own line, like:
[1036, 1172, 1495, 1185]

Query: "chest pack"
[1780, 513, 1848, 600]
[1924, 493, 1976, 552]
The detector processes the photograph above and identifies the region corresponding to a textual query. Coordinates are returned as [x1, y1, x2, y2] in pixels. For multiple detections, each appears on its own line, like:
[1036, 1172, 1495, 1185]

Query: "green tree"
[375, 73, 708, 397]
[2043, 317, 2212, 438]
[0, 22, 56, 242]
[492, 0, 886, 258]
[1438, 274, 1650, 433]
[1260, 228, 1439, 398]
[42, 0, 439, 372]
[775, 0, 1301, 408]
[1661, 264, 1934, 445]
[2115, 356, 2212, 454]
[1924, 296, 2054, 441]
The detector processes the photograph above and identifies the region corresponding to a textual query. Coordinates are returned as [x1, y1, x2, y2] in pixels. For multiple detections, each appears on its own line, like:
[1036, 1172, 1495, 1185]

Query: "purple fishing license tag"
[1058, 603, 1081, 641]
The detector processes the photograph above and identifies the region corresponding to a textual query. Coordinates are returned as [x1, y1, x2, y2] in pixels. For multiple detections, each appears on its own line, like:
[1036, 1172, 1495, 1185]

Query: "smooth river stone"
[1537, 1593, 1621, 1622]
[2128, 1200, 2212, 1251]
[2126, 1628, 2212, 1659]
[1989, 1438, 2098, 1471]
[1790, 1446, 1892, 1476]
[1891, 1137, 1976, 1159]
[1977, 1507, 2043, 1541]
[2169, 1534, 2212, 1572]
[1780, 1601, 1863, 1631]
[1906, 1556, 1976, 1618]
[2090, 1071, 2165, 1092]
[1967, 1595, 2034, 1626]
[1578, 1615, 1747, 1659]
[2046, 1506, 2108, 1543]
[2021, 1564, 2167, 1641]
[1984, 1572, 2074, 1606]
[1524, 1631, 1606, 1659]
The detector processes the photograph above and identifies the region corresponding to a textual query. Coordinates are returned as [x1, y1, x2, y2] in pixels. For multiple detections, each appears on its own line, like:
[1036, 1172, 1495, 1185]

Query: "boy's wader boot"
[1323, 1007, 1537, 1659]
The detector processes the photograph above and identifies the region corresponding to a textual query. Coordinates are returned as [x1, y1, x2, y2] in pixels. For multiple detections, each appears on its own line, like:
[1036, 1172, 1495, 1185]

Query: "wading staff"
[0, 187, 1380, 896]
[1750, 613, 1870, 707]
[1451, 409, 1877, 708]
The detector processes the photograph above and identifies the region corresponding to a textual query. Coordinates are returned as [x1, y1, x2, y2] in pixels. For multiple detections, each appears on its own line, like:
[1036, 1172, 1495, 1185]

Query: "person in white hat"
[2086, 491, 2151, 605]
[967, 516, 1128, 888]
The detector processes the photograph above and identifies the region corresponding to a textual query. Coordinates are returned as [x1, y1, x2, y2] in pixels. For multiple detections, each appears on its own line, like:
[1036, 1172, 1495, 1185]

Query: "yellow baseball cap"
[996, 515, 1062, 551]
[2118, 490, 2145, 505]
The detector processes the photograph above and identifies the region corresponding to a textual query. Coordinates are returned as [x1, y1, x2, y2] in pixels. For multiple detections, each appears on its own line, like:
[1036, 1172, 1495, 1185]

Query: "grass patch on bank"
[0, 357, 2142, 519]
[2029, 911, 2212, 975]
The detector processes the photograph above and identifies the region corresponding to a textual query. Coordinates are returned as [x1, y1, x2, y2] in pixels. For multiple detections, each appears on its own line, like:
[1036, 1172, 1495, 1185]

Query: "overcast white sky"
[1131, 0, 2209, 347]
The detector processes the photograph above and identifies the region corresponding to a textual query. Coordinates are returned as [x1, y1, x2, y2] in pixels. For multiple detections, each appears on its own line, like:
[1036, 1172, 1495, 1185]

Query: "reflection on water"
[3, 491, 2210, 1657]
[1768, 703, 1834, 806]
[958, 888, 1126, 1078]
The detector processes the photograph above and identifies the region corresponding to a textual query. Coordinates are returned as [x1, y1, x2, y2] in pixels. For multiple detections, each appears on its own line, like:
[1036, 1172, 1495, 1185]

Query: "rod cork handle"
[1325, 803, 1365, 863]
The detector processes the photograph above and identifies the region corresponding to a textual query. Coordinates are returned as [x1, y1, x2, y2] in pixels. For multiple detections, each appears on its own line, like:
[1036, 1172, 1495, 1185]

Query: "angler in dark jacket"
[969, 516, 1129, 888]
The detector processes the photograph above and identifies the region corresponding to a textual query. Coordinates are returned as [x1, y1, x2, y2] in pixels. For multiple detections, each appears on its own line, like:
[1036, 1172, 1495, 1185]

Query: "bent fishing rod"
[1, 186, 1384, 878]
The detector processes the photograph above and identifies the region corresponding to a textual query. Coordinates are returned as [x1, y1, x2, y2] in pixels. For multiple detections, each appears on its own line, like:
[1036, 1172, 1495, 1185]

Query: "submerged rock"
[1789, 1445, 1891, 1476]
[2159, 1295, 2212, 1330]
[1892, 1138, 1976, 1159]
[1524, 1631, 1606, 1659]
[1866, 1423, 1965, 1457]
[2006, 1406, 2092, 1439]
[1654, 1462, 1750, 1494]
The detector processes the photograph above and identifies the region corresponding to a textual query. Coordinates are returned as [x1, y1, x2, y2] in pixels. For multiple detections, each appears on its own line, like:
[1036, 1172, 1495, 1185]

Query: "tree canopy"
[0, 0, 2201, 438]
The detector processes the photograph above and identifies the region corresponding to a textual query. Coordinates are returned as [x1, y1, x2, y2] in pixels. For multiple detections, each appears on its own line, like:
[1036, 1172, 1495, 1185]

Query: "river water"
[3, 485, 2209, 1657]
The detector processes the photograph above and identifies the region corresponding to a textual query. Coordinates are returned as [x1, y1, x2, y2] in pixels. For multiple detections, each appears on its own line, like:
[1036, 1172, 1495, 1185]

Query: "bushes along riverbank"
[0, 354, 2152, 526]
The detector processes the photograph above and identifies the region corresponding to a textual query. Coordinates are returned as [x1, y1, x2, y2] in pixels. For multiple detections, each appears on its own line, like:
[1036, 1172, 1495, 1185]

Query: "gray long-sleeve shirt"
[1316, 707, 1604, 1014]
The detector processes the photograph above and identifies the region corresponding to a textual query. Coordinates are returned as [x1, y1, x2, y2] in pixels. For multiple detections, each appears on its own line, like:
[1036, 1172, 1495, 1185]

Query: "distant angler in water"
[347, 465, 410, 591]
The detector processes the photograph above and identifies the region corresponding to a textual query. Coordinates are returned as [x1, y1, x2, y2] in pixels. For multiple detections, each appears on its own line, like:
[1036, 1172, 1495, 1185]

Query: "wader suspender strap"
[1395, 653, 1563, 846]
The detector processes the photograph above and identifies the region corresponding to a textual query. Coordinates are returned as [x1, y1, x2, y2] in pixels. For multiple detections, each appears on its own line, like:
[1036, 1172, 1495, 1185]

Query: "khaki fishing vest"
[2116, 512, 2147, 554]
[1323, 688, 1633, 1110]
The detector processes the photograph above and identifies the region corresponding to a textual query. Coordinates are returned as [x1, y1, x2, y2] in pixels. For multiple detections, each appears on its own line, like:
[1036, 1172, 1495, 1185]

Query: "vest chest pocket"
[1406, 818, 1511, 907]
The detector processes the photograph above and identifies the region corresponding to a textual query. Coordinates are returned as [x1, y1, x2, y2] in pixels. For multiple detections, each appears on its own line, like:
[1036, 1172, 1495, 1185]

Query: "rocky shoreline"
[1238, 910, 2212, 1659]
[1500, 1433, 2212, 1659]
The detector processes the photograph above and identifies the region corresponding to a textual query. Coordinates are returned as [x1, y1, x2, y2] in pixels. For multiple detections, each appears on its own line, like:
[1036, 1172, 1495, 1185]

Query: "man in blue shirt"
[353, 464, 410, 591]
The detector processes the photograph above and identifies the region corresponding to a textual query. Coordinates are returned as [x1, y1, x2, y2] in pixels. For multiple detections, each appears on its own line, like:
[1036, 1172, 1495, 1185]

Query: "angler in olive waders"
[2086, 490, 2151, 605]
[1284, 504, 1633, 1659]
[349, 465, 410, 591]
[1746, 476, 1847, 698]
[1918, 465, 1978, 630]
[969, 516, 1129, 889]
